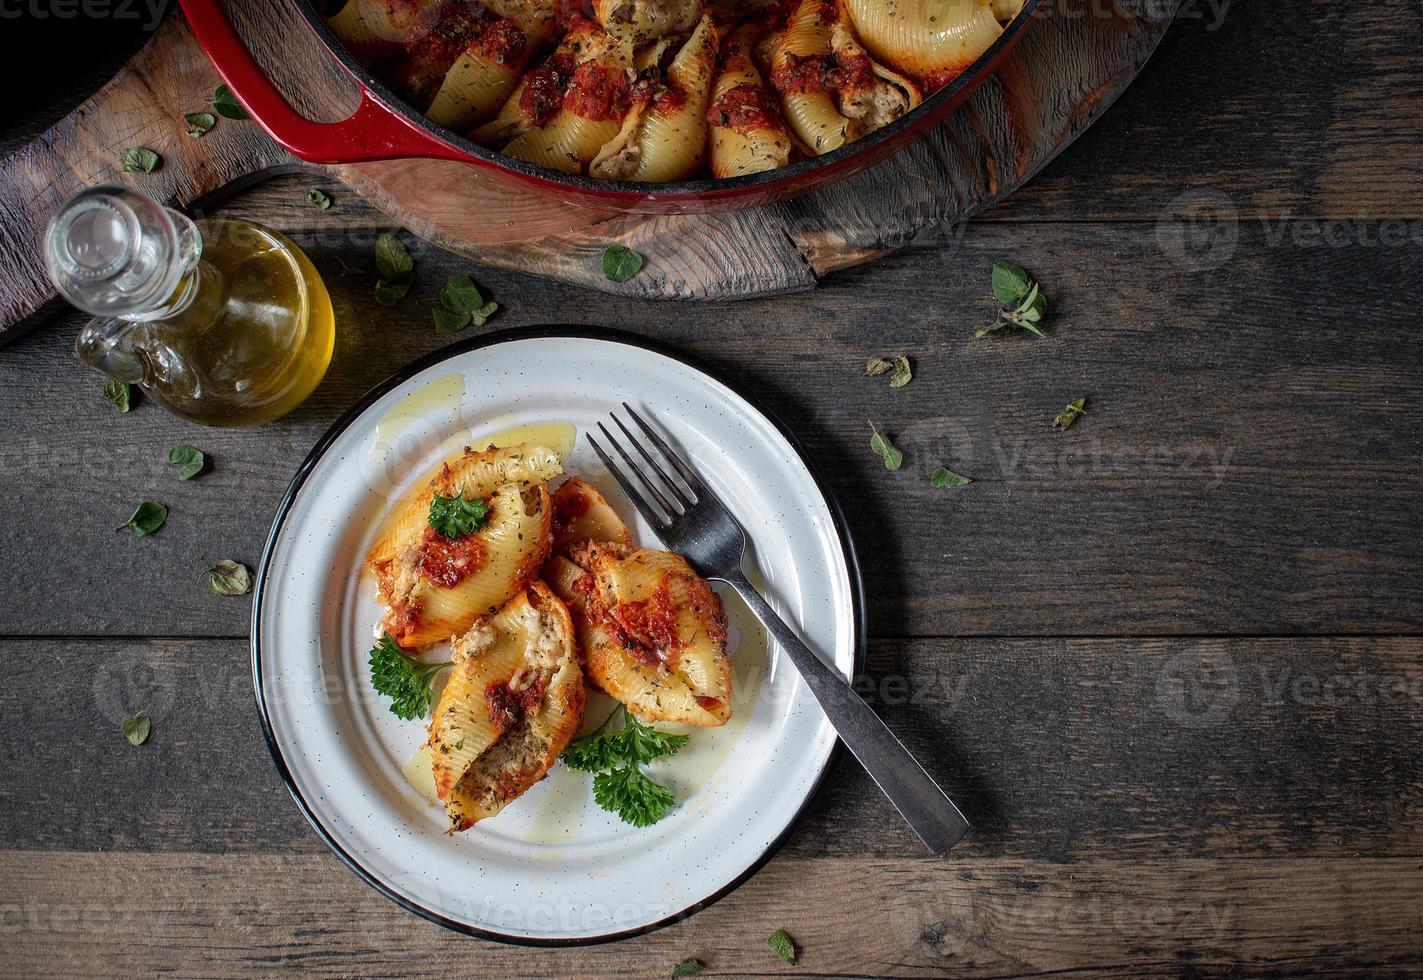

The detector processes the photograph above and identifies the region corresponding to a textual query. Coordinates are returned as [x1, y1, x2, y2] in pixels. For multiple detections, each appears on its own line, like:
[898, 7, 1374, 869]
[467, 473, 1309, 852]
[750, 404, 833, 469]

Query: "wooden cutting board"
[0, 0, 1176, 343]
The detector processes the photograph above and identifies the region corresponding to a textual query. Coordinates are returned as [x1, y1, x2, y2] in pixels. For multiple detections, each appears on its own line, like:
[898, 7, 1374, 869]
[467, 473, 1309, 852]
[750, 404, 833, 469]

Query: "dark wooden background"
[3, 0, 1422, 975]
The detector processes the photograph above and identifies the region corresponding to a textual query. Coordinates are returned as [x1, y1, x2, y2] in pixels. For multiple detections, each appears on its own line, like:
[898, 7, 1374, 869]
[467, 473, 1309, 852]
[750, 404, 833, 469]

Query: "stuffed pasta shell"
[327, 0, 435, 64]
[497, 17, 633, 174]
[329, 0, 1030, 183]
[707, 23, 791, 178]
[768, 0, 921, 155]
[425, 0, 560, 130]
[366, 443, 562, 647]
[551, 476, 633, 552]
[842, 0, 1004, 88]
[593, 0, 703, 51]
[548, 542, 731, 727]
[427, 581, 585, 831]
[591, 12, 719, 181]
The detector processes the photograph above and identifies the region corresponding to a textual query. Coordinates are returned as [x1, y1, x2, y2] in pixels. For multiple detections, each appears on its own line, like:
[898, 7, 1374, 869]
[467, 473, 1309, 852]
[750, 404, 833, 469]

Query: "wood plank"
[1, 222, 1419, 637]
[4, 636, 1420, 859]
[3, 850, 1420, 976]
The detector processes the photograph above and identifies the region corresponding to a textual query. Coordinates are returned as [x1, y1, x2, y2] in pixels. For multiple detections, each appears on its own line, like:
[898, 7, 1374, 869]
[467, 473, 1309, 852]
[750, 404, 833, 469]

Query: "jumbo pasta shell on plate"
[427, 581, 586, 832]
[366, 443, 561, 647]
[550, 475, 633, 552]
[548, 542, 732, 727]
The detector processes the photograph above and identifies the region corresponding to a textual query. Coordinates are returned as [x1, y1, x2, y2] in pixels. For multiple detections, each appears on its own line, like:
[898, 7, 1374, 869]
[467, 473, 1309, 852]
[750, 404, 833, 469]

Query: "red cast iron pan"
[179, 0, 1040, 214]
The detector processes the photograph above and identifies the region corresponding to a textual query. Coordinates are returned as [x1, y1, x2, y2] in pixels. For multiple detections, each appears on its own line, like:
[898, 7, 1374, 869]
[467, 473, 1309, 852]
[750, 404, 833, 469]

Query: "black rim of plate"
[250, 324, 868, 947]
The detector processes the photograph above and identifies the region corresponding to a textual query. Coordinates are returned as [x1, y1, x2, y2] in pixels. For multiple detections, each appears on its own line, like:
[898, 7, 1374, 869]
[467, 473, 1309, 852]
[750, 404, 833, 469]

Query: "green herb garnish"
[120, 147, 161, 174]
[368, 632, 452, 720]
[594, 765, 675, 828]
[103, 379, 133, 413]
[117, 501, 167, 537]
[167, 445, 205, 480]
[768, 929, 797, 964]
[671, 958, 706, 978]
[207, 560, 252, 596]
[864, 355, 912, 388]
[122, 710, 151, 746]
[1053, 397, 1088, 429]
[428, 493, 490, 538]
[931, 466, 971, 488]
[563, 705, 687, 826]
[978, 261, 1047, 337]
[601, 244, 644, 283]
[434, 275, 498, 333]
[374, 231, 415, 306]
[308, 188, 332, 210]
[184, 112, 216, 138]
[212, 84, 249, 120]
[869, 423, 903, 471]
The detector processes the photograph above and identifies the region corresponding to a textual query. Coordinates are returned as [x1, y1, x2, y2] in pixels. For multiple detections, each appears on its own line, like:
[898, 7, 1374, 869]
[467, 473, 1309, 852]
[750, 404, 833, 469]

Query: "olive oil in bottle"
[47, 185, 334, 426]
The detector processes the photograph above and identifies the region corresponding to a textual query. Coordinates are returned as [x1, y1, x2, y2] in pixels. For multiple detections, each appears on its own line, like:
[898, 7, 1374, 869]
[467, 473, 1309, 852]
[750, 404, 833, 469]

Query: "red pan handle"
[178, 0, 470, 164]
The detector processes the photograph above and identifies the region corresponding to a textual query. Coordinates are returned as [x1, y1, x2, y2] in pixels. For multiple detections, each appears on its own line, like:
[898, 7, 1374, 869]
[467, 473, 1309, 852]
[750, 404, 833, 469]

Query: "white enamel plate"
[253, 327, 864, 944]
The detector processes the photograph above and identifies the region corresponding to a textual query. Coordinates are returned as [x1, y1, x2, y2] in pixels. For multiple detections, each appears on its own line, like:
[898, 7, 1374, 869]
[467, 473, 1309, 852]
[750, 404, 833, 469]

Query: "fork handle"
[722, 571, 970, 854]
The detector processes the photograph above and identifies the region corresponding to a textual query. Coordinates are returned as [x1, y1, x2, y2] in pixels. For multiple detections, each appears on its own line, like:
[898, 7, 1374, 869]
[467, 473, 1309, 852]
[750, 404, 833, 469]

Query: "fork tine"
[622, 404, 715, 502]
[587, 431, 672, 529]
[611, 411, 695, 508]
[596, 421, 683, 519]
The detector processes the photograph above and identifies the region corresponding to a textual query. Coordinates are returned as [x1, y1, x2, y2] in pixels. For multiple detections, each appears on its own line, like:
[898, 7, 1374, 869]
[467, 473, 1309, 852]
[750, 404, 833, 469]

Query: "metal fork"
[588, 404, 970, 854]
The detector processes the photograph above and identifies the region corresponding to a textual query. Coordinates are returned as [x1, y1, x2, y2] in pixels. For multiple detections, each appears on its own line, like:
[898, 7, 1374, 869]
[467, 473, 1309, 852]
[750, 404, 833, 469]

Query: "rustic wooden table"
[3, 1, 1421, 976]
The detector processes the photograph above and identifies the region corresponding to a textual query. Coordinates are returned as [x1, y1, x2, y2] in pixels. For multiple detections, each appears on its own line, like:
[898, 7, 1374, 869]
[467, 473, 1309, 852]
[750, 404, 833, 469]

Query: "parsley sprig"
[563, 705, 688, 827]
[428, 494, 490, 538]
[368, 632, 452, 720]
[978, 262, 1048, 337]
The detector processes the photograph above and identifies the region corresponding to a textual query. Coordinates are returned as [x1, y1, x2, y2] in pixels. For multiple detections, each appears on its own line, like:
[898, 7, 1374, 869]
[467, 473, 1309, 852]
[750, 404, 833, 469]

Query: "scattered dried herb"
[120, 147, 161, 174]
[602, 244, 644, 282]
[434, 275, 499, 332]
[103, 379, 134, 413]
[117, 501, 168, 537]
[1054, 397, 1088, 429]
[207, 560, 253, 596]
[308, 188, 332, 210]
[931, 466, 971, 488]
[167, 445, 205, 480]
[212, 84, 249, 120]
[374, 231, 416, 306]
[122, 710, 151, 746]
[978, 262, 1048, 338]
[869, 424, 903, 471]
[768, 929, 797, 964]
[184, 111, 217, 138]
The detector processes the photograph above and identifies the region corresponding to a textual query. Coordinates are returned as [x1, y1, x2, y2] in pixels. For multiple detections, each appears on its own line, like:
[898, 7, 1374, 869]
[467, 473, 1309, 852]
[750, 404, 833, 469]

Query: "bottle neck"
[46, 185, 204, 322]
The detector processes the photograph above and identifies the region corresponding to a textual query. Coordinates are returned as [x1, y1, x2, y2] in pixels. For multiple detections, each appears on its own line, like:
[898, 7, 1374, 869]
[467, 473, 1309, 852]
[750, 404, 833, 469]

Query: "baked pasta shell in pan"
[322, 0, 1029, 185]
